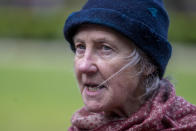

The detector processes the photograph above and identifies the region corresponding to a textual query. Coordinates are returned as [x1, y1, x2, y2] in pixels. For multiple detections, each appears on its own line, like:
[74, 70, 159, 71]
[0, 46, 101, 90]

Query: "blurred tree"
[0, 0, 66, 7]
[166, 0, 196, 14]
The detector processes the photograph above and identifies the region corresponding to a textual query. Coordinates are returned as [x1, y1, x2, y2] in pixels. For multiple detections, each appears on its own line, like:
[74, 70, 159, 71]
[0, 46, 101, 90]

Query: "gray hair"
[133, 47, 160, 103]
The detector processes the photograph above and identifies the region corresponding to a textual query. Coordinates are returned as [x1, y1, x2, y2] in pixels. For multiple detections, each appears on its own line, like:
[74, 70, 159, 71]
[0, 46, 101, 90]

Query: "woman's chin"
[84, 101, 104, 112]
[82, 88, 107, 112]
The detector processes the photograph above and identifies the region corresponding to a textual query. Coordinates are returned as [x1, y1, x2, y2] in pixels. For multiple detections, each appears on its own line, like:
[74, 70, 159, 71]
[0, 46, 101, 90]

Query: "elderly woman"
[64, 0, 196, 130]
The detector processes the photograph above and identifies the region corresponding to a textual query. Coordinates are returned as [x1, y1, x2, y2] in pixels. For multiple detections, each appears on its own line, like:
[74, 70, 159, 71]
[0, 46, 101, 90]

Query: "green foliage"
[0, 7, 70, 39]
[169, 12, 196, 44]
[0, 7, 196, 44]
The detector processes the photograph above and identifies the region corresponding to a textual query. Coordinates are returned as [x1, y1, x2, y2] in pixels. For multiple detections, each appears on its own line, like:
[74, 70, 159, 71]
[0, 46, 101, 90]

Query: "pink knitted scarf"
[68, 80, 196, 131]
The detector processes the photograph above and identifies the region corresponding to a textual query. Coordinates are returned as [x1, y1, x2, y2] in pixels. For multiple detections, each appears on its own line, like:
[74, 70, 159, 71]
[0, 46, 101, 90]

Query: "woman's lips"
[83, 84, 106, 96]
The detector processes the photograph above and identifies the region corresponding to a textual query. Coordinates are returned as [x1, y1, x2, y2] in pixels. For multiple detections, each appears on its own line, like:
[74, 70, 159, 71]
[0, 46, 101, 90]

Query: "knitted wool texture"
[63, 0, 172, 78]
[68, 79, 196, 130]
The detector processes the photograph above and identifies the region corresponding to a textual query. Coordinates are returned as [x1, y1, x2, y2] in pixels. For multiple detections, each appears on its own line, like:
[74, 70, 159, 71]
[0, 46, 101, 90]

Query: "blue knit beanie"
[63, 0, 172, 78]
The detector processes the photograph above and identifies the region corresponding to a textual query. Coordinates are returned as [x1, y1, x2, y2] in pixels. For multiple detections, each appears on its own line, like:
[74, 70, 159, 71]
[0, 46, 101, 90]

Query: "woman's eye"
[101, 45, 113, 55]
[102, 45, 112, 51]
[75, 44, 85, 55]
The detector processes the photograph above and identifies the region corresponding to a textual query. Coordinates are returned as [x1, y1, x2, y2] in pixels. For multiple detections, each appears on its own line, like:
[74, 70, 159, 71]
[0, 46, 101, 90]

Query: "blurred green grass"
[0, 39, 83, 131]
[0, 68, 81, 130]
[0, 39, 196, 131]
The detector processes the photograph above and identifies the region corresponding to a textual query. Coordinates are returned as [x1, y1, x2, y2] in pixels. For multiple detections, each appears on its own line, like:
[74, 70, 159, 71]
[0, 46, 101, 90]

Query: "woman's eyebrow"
[93, 37, 113, 44]
[73, 36, 114, 44]
[73, 38, 84, 43]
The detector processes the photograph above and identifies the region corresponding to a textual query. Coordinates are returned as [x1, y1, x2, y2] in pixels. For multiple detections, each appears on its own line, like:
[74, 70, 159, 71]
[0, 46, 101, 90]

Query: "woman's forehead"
[74, 24, 135, 47]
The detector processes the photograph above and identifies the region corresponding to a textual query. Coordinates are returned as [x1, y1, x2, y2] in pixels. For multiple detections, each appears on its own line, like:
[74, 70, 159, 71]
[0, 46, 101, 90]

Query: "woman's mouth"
[83, 83, 107, 97]
[85, 84, 106, 92]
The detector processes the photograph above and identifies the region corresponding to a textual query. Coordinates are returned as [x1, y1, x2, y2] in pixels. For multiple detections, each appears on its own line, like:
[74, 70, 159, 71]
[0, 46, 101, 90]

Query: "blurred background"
[0, 0, 196, 130]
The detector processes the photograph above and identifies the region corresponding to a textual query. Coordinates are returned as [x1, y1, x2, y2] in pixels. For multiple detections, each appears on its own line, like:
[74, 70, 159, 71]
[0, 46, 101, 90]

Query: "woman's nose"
[78, 55, 97, 74]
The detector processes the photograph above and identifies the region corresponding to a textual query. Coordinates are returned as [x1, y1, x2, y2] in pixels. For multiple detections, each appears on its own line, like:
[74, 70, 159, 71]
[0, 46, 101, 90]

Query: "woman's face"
[73, 24, 141, 113]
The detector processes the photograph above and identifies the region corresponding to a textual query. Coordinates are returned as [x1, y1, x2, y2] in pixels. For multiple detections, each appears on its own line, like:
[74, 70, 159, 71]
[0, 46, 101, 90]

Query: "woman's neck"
[104, 98, 142, 119]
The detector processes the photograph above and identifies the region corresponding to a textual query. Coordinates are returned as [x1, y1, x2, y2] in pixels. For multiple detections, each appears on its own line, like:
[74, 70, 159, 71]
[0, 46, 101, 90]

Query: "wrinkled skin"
[73, 24, 144, 117]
